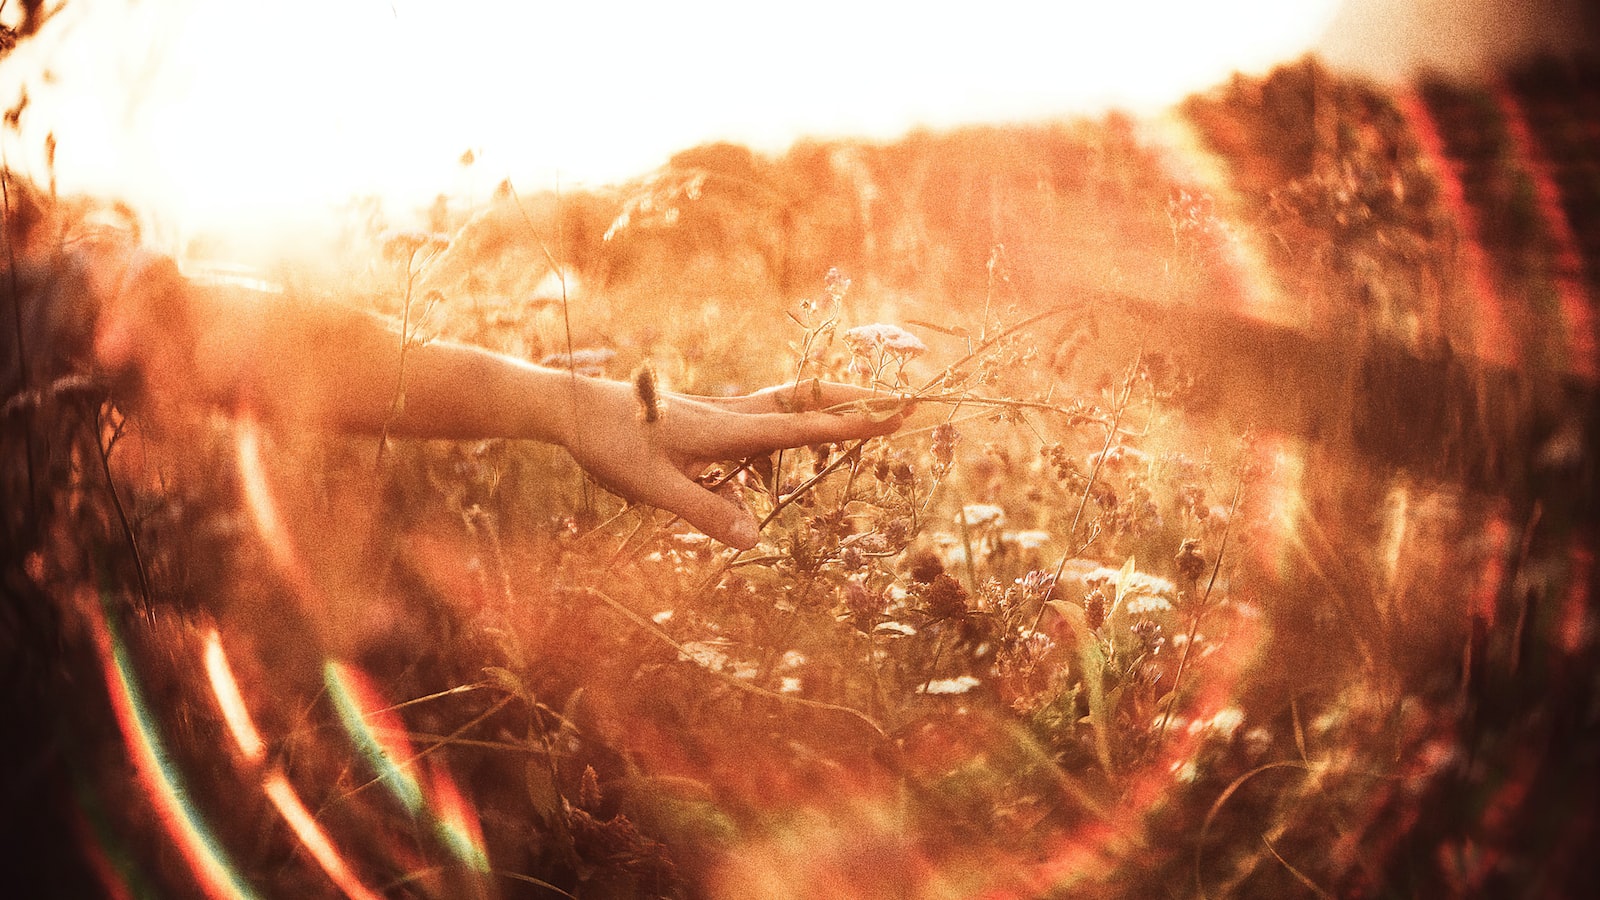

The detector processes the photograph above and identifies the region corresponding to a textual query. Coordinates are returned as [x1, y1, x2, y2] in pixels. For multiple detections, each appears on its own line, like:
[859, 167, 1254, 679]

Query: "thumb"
[644, 464, 762, 550]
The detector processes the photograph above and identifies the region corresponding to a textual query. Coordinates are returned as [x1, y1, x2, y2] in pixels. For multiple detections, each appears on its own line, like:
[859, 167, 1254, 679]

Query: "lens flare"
[203, 631, 387, 899]
[323, 661, 494, 877]
[1493, 84, 1598, 381]
[86, 586, 259, 900]
[261, 774, 385, 900]
[202, 630, 265, 766]
[325, 661, 427, 815]
[1394, 89, 1519, 367]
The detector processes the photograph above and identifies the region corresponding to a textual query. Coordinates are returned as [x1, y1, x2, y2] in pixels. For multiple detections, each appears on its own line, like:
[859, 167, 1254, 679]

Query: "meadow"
[60, 57, 1599, 898]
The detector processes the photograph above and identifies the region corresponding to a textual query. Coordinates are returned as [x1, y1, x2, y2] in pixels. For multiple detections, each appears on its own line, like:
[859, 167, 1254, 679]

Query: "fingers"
[641, 462, 763, 550]
[715, 379, 908, 415]
[685, 405, 909, 461]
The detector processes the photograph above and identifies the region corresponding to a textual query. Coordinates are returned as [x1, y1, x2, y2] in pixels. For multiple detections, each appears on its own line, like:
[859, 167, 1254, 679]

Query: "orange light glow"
[1559, 542, 1593, 654]
[85, 586, 259, 900]
[4, 0, 1338, 239]
[1493, 84, 1598, 381]
[1395, 89, 1519, 368]
[234, 419, 292, 574]
[262, 774, 385, 900]
[203, 630, 266, 766]
[1144, 114, 1294, 326]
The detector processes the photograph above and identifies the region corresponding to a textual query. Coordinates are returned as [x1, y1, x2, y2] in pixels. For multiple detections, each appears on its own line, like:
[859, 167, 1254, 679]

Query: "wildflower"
[844, 580, 877, 624]
[931, 422, 960, 468]
[1175, 538, 1207, 587]
[839, 545, 864, 571]
[923, 573, 969, 619]
[957, 503, 1005, 528]
[919, 675, 981, 695]
[1018, 629, 1054, 657]
[1011, 570, 1056, 607]
[1086, 445, 1148, 472]
[1008, 529, 1051, 551]
[1083, 566, 1176, 601]
[1130, 619, 1165, 655]
[906, 549, 944, 584]
[824, 267, 852, 303]
[1127, 594, 1174, 615]
[844, 323, 927, 358]
[882, 517, 911, 546]
[1085, 587, 1107, 631]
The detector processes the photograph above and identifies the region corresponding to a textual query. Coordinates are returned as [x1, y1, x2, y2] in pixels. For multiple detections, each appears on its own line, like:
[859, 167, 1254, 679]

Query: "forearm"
[108, 262, 907, 549]
[188, 290, 582, 447]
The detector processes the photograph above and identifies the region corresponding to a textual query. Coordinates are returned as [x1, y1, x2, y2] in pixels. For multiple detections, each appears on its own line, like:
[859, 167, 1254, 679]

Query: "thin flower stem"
[1155, 472, 1247, 751]
[1029, 354, 1140, 634]
[318, 694, 515, 817]
[96, 405, 152, 607]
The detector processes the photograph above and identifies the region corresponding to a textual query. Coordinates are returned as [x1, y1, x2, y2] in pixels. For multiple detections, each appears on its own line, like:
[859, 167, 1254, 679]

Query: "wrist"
[517, 363, 616, 454]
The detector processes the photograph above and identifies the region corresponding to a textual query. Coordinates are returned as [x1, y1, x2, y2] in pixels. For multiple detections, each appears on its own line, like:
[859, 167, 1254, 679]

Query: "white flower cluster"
[843, 323, 927, 358]
[957, 503, 1006, 528]
[918, 674, 981, 695]
[1084, 566, 1176, 601]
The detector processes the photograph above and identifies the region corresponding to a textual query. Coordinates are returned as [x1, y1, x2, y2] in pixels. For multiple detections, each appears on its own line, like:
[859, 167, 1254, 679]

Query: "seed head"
[633, 363, 661, 423]
[1085, 588, 1107, 631]
[924, 573, 970, 619]
[579, 764, 602, 811]
[932, 422, 959, 468]
[1175, 539, 1207, 584]
[907, 549, 944, 584]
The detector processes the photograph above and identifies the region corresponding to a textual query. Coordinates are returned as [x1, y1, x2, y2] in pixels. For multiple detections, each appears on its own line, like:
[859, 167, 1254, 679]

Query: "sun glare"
[3, 0, 1338, 238]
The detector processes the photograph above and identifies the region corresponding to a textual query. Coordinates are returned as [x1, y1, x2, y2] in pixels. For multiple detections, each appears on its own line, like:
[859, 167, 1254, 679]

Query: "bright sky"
[0, 0, 1360, 235]
[0, 0, 1428, 237]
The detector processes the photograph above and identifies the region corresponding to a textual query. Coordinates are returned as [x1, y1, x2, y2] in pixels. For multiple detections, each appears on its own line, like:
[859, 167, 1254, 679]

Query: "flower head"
[844, 323, 927, 358]
[957, 503, 1005, 528]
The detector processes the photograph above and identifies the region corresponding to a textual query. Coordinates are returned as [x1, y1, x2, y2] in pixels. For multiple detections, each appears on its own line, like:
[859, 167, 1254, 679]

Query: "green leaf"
[1111, 555, 1136, 618]
[525, 756, 563, 824]
[1046, 599, 1088, 637]
[1045, 599, 1114, 772]
[1080, 636, 1113, 772]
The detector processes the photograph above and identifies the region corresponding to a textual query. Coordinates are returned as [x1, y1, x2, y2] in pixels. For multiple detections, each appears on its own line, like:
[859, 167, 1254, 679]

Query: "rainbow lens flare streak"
[324, 660, 492, 875]
[203, 630, 384, 900]
[87, 585, 260, 900]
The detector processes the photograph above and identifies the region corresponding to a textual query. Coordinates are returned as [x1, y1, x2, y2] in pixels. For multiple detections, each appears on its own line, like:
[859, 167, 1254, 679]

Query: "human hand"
[558, 377, 911, 550]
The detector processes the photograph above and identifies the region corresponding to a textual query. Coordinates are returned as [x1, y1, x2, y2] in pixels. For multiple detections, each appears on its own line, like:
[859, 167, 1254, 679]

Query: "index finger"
[713, 380, 910, 416]
[688, 405, 909, 461]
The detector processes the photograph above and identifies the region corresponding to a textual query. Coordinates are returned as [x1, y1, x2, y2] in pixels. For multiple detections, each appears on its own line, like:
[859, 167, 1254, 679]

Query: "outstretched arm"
[100, 253, 908, 549]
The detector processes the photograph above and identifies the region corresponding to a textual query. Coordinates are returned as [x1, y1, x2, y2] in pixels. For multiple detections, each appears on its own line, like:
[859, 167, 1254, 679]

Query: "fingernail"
[729, 517, 760, 550]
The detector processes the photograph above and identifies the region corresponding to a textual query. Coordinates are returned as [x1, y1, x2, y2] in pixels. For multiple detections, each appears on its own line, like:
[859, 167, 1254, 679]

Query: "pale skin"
[92, 248, 909, 550]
